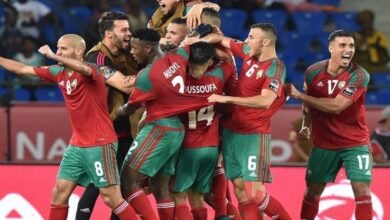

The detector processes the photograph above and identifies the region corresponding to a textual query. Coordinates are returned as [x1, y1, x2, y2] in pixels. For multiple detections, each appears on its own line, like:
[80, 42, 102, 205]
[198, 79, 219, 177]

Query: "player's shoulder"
[265, 58, 286, 80]
[347, 62, 370, 87]
[86, 50, 113, 66]
[135, 65, 154, 92]
[305, 60, 327, 84]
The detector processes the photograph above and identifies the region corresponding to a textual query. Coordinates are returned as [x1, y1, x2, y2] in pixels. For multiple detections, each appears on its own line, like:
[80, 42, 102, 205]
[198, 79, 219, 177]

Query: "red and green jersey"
[129, 48, 210, 123]
[33, 64, 117, 147]
[179, 62, 237, 148]
[305, 60, 370, 149]
[223, 40, 286, 134]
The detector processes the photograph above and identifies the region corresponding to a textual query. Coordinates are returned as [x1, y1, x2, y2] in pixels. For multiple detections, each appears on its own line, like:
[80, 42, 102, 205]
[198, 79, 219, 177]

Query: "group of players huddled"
[0, 0, 374, 220]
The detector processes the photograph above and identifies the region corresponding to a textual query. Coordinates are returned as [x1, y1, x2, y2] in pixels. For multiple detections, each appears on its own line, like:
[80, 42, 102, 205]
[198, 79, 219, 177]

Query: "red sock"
[113, 200, 138, 220]
[227, 202, 242, 220]
[126, 189, 158, 220]
[175, 204, 193, 220]
[212, 167, 227, 217]
[157, 199, 175, 220]
[49, 204, 68, 220]
[238, 200, 262, 220]
[191, 207, 208, 220]
[300, 195, 319, 220]
[258, 194, 292, 220]
[355, 196, 372, 220]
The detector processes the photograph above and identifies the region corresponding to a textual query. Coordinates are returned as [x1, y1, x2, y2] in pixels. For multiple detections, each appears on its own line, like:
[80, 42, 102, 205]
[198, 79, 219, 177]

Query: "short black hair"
[328, 30, 353, 43]
[250, 23, 277, 40]
[201, 7, 220, 19]
[189, 42, 215, 65]
[171, 17, 187, 26]
[132, 28, 161, 44]
[98, 11, 130, 38]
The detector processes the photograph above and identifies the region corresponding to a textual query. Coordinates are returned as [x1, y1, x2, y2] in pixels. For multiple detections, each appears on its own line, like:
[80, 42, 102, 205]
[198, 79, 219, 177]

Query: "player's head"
[245, 23, 277, 57]
[130, 28, 161, 64]
[56, 34, 86, 61]
[328, 30, 355, 68]
[188, 42, 215, 78]
[164, 18, 189, 47]
[201, 7, 221, 28]
[157, 0, 181, 18]
[98, 11, 131, 50]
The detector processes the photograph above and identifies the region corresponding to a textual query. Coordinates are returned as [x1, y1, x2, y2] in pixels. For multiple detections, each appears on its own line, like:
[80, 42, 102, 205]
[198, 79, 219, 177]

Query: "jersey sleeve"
[85, 51, 115, 69]
[262, 59, 286, 97]
[338, 67, 370, 102]
[33, 65, 64, 82]
[128, 66, 156, 105]
[221, 62, 238, 95]
[229, 39, 249, 60]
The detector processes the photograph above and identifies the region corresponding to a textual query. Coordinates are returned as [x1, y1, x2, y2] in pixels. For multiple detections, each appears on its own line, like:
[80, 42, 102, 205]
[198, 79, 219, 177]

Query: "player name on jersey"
[163, 62, 180, 79]
[185, 83, 218, 94]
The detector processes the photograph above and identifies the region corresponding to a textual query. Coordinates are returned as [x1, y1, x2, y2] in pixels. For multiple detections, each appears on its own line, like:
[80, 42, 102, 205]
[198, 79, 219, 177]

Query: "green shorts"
[122, 117, 184, 177]
[222, 128, 272, 182]
[58, 142, 119, 188]
[172, 147, 218, 193]
[306, 145, 373, 183]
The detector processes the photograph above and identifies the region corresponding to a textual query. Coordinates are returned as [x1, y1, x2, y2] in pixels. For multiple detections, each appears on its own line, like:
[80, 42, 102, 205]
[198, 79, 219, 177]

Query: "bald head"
[56, 34, 86, 60]
[59, 34, 86, 51]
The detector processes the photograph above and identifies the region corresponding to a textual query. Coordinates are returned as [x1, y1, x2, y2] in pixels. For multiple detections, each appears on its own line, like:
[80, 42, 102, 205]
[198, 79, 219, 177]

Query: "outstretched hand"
[285, 83, 302, 99]
[38, 45, 55, 58]
[208, 94, 229, 103]
[184, 3, 204, 30]
[123, 75, 136, 88]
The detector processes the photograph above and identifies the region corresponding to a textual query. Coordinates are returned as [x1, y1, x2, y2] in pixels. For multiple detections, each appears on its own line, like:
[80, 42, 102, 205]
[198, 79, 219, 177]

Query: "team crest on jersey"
[338, 81, 346, 89]
[256, 70, 263, 79]
[342, 86, 357, 96]
[269, 79, 279, 92]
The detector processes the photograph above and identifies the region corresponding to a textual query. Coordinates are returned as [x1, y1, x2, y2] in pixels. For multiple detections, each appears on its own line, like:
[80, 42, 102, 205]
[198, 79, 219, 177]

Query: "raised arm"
[38, 45, 93, 77]
[186, 2, 220, 30]
[0, 57, 36, 76]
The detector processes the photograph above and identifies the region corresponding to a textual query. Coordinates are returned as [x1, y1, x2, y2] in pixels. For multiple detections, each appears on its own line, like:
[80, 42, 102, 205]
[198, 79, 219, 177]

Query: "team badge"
[338, 81, 346, 89]
[256, 70, 263, 79]
[269, 79, 279, 92]
[342, 86, 357, 96]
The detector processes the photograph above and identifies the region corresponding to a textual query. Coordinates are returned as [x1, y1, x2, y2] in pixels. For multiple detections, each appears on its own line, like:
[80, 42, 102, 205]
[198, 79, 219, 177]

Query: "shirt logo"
[316, 81, 324, 87]
[249, 172, 258, 177]
[342, 86, 357, 96]
[99, 177, 106, 183]
[269, 79, 280, 92]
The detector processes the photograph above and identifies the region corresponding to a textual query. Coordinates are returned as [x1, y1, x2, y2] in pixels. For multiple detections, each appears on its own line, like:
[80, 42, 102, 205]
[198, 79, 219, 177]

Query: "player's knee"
[351, 182, 371, 197]
[151, 184, 170, 200]
[51, 184, 68, 204]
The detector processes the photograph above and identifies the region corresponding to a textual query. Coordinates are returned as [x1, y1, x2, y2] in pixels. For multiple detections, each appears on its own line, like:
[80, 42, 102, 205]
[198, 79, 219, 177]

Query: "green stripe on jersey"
[176, 48, 189, 60]
[243, 44, 250, 54]
[306, 68, 321, 85]
[135, 66, 153, 92]
[266, 59, 286, 82]
[49, 65, 65, 77]
[206, 67, 224, 81]
[349, 67, 370, 87]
